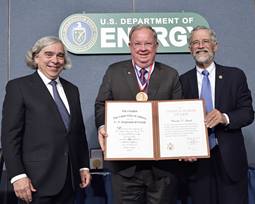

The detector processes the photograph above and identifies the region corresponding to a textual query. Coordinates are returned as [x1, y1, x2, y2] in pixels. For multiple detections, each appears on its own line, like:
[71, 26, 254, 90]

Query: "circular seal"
[59, 13, 98, 54]
[136, 92, 148, 101]
[167, 142, 174, 150]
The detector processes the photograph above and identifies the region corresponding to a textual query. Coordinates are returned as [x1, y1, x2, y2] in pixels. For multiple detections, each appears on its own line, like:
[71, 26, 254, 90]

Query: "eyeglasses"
[190, 39, 212, 47]
[131, 42, 156, 49]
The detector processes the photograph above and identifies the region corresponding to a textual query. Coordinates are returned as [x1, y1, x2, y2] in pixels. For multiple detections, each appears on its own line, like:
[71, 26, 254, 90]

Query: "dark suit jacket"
[180, 63, 254, 181]
[95, 60, 182, 176]
[1, 72, 89, 196]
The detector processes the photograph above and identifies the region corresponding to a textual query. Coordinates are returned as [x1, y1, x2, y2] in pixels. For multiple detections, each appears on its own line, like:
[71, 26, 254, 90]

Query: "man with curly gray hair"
[1, 36, 91, 204]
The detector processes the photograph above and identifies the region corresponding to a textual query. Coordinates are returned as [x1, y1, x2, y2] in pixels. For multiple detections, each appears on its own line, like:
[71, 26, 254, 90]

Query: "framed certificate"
[105, 100, 210, 160]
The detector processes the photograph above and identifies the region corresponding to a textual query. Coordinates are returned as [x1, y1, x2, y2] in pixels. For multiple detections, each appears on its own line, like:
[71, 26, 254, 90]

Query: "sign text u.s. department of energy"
[59, 12, 209, 54]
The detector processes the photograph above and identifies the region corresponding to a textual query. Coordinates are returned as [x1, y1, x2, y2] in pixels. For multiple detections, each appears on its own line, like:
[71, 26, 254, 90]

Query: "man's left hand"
[205, 109, 228, 128]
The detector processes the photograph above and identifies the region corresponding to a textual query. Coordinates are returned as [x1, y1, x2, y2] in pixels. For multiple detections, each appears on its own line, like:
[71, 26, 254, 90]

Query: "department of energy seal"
[167, 142, 174, 150]
[59, 13, 98, 54]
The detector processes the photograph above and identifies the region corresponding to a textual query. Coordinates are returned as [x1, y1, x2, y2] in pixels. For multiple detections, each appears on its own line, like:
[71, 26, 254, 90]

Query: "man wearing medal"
[95, 24, 182, 204]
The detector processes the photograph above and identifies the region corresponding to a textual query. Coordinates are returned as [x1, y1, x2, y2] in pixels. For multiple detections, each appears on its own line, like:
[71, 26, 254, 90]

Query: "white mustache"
[195, 49, 209, 54]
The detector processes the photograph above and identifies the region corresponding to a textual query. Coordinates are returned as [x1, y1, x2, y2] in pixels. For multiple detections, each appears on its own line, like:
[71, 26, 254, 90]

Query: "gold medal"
[136, 92, 148, 101]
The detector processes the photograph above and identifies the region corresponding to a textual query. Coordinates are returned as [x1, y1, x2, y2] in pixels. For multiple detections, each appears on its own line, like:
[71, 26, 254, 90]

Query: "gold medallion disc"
[136, 92, 148, 101]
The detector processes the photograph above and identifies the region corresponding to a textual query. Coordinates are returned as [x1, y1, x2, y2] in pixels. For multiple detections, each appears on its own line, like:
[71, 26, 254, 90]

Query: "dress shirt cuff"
[11, 174, 28, 184]
[98, 125, 105, 131]
[80, 168, 90, 172]
[223, 113, 230, 125]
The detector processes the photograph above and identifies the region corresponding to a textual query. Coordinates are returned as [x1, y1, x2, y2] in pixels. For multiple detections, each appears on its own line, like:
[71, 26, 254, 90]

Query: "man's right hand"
[13, 177, 37, 203]
[98, 126, 107, 151]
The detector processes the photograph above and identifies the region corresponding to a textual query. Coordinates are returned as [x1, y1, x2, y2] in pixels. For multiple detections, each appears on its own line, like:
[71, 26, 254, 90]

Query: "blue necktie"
[49, 80, 70, 129]
[200, 70, 217, 149]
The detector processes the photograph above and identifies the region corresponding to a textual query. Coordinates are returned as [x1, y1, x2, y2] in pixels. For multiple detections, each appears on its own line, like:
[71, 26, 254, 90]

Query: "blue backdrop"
[0, 0, 254, 165]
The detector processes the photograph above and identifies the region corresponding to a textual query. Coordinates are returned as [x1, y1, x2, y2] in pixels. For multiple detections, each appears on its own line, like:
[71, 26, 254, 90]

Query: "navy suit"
[180, 63, 254, 204]
[1, 72, 89, 197]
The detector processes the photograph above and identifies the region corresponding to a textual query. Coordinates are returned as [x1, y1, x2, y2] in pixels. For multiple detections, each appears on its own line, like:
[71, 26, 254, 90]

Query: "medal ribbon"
[134, 63, 154, 92]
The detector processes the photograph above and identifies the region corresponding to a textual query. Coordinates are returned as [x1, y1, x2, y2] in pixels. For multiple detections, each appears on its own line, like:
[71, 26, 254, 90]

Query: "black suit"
[180, 63, 254, 204]
[95, 60, 182, 204]
[1, 72, 89, 198]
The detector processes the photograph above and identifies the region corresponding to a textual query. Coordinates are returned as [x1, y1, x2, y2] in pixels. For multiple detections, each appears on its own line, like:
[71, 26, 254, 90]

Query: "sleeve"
[1, 80, 26, 179]
[75, 87, 90, 169]
[171, 69, 183, 100]
[226, 70, 254, 129]
[94, 67, 113, 129]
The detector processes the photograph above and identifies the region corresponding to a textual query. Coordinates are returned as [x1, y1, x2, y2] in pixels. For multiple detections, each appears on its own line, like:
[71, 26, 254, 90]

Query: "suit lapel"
[31, 72, 55, 102]
[148, 63, 161, 99]
[60, 78, 74, 131]
[189, 68, 199, 98]
[32, 72, 69, 131]
[215, 64, 224, 109]
[124, 61, 140, 98]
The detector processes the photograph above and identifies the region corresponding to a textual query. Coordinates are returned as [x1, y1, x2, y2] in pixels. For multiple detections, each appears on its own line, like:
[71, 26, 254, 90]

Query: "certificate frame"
[105, 99, 210, 160]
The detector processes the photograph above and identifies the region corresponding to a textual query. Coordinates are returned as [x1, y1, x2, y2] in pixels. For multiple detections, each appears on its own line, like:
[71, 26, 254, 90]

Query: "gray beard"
[193, 52, 214, 65]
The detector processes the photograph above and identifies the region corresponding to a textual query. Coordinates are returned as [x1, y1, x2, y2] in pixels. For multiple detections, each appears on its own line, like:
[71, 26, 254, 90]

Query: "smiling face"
[189, 29, 218, 68]
[34, 42, 65, 80]
[129, 27, 158, 68]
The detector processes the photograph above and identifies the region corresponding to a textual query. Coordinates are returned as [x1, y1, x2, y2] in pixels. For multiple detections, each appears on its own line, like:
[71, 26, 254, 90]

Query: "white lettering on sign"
[101, 26, 193, 48]
[120, 17, 180, 25]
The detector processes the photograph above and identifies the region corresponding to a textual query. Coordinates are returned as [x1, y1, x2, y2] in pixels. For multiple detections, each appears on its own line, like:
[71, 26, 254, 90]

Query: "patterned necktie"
[49, 80, 70, 129]
[200, 70, 217, 149]
[139, 69, 148, 86]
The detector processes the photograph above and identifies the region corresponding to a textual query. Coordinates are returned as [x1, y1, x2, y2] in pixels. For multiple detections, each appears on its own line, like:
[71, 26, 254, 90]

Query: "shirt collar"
[196, 62, 216, 75]
[133, 62, 155, 74]
[37, 69, 60, 85]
